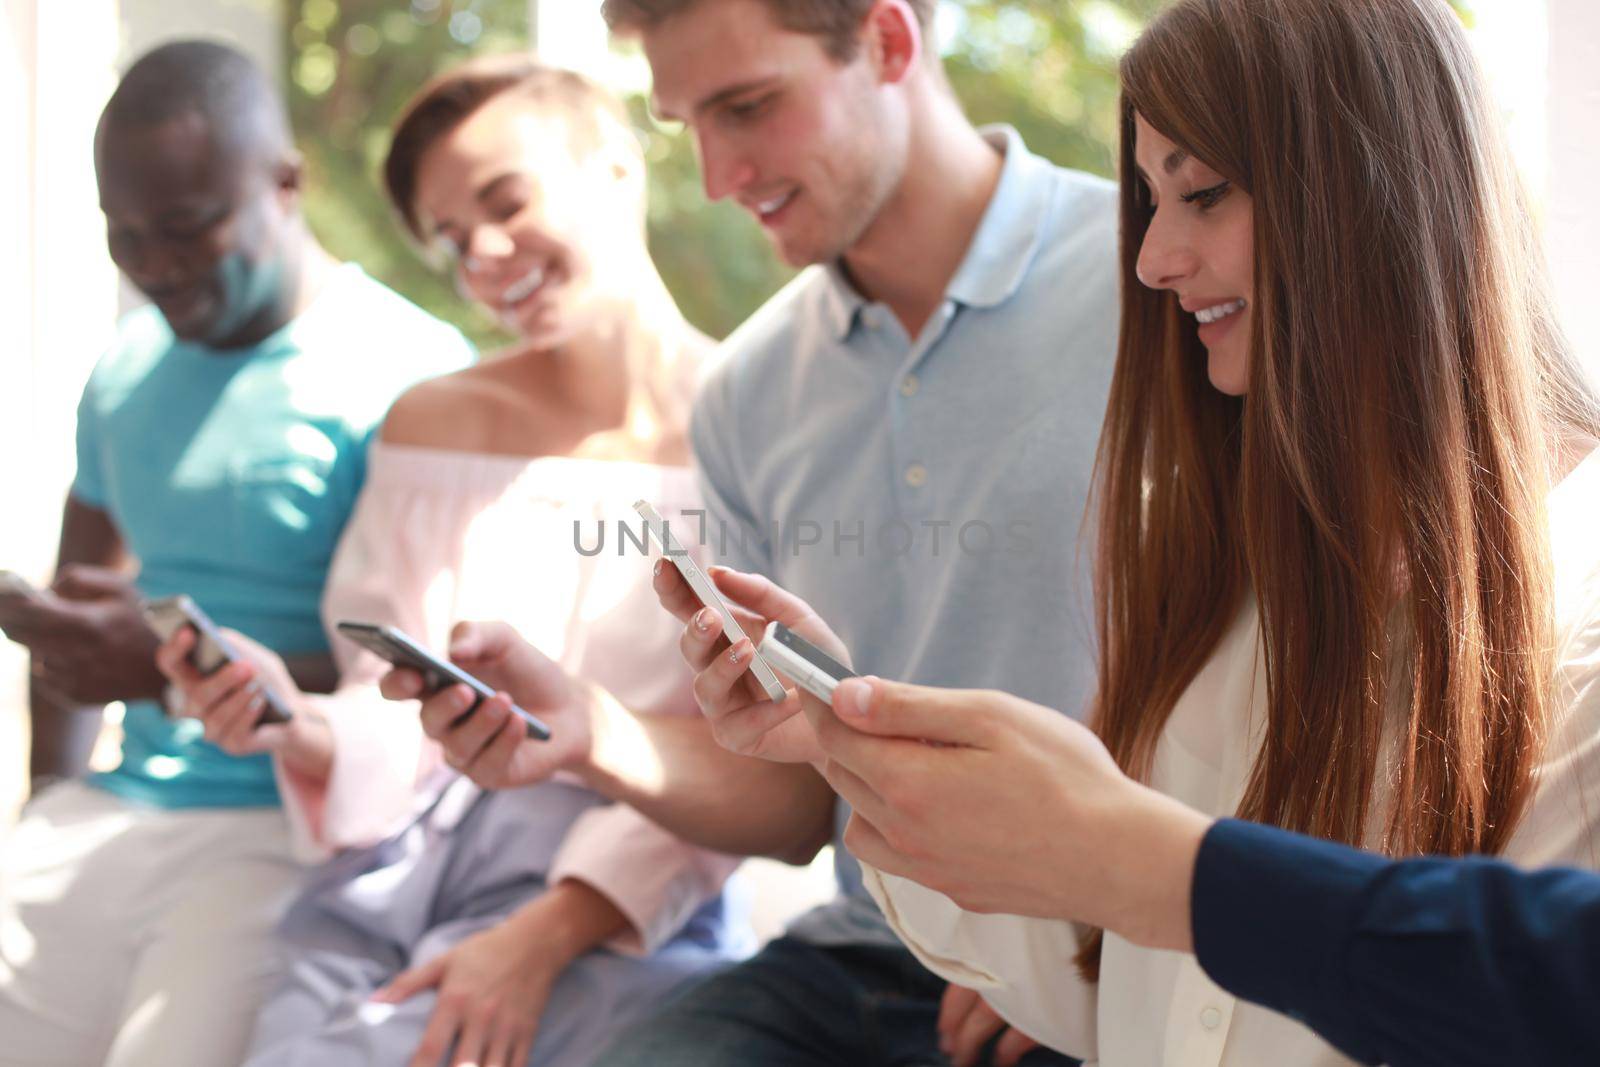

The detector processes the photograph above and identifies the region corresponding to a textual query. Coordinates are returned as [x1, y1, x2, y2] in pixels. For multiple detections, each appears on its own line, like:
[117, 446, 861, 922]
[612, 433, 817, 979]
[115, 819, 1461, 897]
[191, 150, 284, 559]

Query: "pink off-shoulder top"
[274, 440, 738, 955]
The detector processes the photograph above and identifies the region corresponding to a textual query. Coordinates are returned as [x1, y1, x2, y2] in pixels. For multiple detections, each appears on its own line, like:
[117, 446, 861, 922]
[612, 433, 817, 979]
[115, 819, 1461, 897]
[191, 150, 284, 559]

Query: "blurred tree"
[285, 0, 531, 349]
[287, 0, 1476, 348]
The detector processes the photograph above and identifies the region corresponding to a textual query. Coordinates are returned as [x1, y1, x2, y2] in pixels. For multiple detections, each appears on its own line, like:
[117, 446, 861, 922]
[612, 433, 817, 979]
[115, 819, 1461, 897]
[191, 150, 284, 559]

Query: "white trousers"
[0, 781, 303, 1067]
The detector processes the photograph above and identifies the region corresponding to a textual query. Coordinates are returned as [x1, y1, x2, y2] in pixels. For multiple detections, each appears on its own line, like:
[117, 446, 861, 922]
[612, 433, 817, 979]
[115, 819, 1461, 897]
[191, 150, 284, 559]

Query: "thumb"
[52, 564, 128, 600]
[371, 954, 448, 1004]
[830, 677, 995, 748]
[448, 619, 510, 663]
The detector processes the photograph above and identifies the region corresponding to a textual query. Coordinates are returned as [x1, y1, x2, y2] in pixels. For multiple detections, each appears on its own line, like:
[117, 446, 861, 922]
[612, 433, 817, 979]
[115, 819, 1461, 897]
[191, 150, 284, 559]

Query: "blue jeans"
[593, 936, 1080, 1067]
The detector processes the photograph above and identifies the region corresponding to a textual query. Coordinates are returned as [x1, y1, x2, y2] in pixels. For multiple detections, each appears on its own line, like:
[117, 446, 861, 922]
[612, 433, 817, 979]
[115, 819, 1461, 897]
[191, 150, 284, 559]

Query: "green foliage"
[945, 1, 1169, 178]
[286, 0, 531, 350]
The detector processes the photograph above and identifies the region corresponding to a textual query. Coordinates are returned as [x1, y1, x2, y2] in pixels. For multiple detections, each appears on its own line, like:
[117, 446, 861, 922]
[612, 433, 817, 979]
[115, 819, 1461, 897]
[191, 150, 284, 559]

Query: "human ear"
[863, 0, 922, 85]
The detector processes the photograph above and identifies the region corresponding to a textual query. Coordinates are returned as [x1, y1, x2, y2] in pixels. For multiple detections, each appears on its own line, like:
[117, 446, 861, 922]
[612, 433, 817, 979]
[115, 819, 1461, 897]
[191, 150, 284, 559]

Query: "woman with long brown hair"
[692, 0, 1600, 1062]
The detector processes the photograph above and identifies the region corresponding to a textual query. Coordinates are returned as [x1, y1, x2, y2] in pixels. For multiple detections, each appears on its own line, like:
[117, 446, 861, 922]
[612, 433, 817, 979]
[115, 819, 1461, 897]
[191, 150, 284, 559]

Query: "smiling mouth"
[500, 266, 548, 308]
[1194, 299, 1247, 325]
[751, 189, 797, 221]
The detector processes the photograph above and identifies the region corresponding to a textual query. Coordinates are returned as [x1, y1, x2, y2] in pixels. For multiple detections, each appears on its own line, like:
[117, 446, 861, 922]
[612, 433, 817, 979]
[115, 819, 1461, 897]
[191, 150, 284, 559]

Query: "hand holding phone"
[760, 621, 858, 705]
[633, 501, 789, 703]
[335, 621, 553, 741]
[143, 595, 293, 725]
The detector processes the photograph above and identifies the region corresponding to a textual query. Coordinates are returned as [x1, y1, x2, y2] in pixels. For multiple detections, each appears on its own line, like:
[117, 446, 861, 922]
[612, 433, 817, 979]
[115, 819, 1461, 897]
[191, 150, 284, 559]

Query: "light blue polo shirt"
[689, 127, 1119, 946]
[72, 264, 474, 809]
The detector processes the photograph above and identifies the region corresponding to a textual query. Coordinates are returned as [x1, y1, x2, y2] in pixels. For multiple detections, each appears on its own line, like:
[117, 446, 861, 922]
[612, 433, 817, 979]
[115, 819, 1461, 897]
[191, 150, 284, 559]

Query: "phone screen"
[770, 623, 857, 683]
[334, 621, 552, 741]
[141, 595, 292, 724]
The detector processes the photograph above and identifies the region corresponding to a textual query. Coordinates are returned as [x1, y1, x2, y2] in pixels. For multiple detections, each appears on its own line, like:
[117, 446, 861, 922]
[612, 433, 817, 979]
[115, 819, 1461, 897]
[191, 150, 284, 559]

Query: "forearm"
[578, 687, 835, 863]
[1192, 820, 1600, 1067]
[27, 681, 104, 783]
[507, 879, 631, 969]
[274, 708, 335, 785]
[28, 494, 126, 782]
[1100, 784, 1211, 952]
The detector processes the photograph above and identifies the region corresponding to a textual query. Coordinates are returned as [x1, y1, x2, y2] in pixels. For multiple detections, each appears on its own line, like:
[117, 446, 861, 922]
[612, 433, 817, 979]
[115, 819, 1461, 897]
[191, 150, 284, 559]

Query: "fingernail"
[728, 642, 746, 665]
[653, 558, 664, 577]
[694, 608, 712, 633]
[451, 687, 473, 712]
[835, 678, 871, 717]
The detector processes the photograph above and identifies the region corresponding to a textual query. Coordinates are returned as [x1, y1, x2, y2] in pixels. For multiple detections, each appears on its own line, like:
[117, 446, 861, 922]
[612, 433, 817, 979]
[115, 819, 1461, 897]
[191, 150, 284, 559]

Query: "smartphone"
[0, 570, 46, 603]
[633, 500, 789, 704]
[334, 621, 553, 741]
[759, 621, 857, 705]
[142, 595, 293, 725]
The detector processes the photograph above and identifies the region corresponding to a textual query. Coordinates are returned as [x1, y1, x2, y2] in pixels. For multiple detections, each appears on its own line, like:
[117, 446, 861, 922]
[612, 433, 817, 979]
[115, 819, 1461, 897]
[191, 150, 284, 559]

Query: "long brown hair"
[1084, 0, 1600, 975]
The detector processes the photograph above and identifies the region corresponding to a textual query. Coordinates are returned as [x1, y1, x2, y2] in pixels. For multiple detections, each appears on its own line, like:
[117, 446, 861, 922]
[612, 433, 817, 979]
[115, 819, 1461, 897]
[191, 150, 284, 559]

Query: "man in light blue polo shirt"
[0, 41, 471, 1066]
[396, 1, 1116, 1064]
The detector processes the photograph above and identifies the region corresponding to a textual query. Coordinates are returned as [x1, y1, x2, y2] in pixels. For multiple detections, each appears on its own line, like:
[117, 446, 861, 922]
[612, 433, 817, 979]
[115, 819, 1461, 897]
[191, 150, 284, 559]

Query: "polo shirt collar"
[816, 125, 1054, 343]
[944, 125, 1055, 310]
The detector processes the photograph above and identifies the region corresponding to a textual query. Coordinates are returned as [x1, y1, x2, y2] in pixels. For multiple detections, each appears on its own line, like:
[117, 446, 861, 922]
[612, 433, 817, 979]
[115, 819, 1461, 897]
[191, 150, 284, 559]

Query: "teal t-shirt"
[73, 264, 474, 809]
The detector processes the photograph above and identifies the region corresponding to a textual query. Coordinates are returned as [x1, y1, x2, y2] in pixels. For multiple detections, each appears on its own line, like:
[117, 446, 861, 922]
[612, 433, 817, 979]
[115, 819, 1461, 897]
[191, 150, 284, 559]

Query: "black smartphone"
[142, 595, 293, 725]
[759, 621, 857, 705]
[334, 621, 552, 741]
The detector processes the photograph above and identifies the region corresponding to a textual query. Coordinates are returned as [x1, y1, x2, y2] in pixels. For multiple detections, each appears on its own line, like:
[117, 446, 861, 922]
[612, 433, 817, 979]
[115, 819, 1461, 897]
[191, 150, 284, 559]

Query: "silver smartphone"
[334, 621, 553, 741]
[142, 595, 293, 724]
[759, 621, 857, 705]
[633, 500, 789, 703]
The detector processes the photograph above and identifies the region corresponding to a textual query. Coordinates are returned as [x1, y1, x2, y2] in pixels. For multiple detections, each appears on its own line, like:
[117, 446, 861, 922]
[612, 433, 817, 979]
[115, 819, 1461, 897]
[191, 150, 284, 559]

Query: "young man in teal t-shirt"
[0, 41, 472, 1066]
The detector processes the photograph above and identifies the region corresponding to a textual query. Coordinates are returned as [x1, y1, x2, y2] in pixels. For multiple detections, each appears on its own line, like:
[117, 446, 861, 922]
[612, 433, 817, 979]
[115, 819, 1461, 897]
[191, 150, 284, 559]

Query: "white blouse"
[861, 447, 1600, 1066]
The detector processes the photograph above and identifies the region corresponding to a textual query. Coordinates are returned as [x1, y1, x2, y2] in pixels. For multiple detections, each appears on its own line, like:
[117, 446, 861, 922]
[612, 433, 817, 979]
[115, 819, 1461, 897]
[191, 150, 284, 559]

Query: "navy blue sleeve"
[1191, 818, 1600, 1067]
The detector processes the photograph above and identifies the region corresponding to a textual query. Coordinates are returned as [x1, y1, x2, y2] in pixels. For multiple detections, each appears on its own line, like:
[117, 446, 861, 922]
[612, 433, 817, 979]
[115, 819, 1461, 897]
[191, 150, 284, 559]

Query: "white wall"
[1546, 0, 1600, 371]
[1, 0, 122, 821]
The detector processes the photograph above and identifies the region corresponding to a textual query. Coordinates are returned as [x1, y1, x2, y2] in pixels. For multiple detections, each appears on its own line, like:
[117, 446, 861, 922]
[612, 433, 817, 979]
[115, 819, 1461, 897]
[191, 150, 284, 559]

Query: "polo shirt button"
[899, 374, 919, 398]
[1200, 1006, 1222, 1030]
[904, 463, 928, 489]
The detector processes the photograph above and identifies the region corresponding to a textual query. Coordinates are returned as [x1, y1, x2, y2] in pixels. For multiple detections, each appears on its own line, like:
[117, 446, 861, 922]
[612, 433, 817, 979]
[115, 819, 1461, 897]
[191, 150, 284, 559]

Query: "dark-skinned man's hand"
[0, 564, 163, 705]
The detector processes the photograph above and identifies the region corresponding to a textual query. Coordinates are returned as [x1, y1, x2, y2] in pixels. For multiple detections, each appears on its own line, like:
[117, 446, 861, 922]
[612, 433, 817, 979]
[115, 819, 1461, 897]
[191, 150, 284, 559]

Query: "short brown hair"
[601, 0, 936, 62]
[384, 54, 632, 241]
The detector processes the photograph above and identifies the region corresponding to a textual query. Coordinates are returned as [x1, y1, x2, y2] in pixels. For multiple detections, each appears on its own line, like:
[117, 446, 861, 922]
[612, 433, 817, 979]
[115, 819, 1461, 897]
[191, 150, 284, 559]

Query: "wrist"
[277, 703, 335, 784]
[572, 684, 636, 796]
[507, 878, 629, 967]
[1100, 784, 1212, 953]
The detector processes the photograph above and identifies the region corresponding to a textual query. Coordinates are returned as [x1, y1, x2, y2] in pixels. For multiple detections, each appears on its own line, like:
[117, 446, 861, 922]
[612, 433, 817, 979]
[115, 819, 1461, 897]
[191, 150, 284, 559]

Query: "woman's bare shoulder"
[379, 359, 532, 451]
